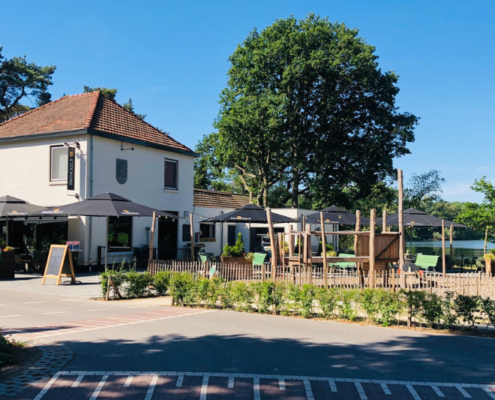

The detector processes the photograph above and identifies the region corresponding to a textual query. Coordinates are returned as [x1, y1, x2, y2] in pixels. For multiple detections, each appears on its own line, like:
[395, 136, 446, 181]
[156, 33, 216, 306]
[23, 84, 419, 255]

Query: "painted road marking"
[89, 374, 108, 400]
[328, 379, 338, 392]
[0, 314, 21, 318]
[30, 371, 495, 400]
[123, 375, 133, 387]
[44, 311, 67, 315]
[200, 375, 209, 400]
[355, 382, 368, 400]
[144, 374, 158, 400]
[432, 385, 445, 397]
[456, 384, 472, 398]
[381, 383, 391, 395]
[7, 308, 215, 339]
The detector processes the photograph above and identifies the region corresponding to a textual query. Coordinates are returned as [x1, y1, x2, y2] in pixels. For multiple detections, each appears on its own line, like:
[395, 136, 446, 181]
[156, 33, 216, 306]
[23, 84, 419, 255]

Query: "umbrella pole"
[189, 212, 195, 262]
[450, 223, 453, 261]
[442, 219, 446, 276]
[266, 208, 277, 271]
[149, 211, 157, 261]
[5, 216, 8, 247]
[105, 216, 109, 271]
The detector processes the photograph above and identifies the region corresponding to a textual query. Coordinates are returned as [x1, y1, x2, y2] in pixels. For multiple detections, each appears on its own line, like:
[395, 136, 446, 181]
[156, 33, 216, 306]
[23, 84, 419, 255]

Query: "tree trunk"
[484, 226, 489, 256]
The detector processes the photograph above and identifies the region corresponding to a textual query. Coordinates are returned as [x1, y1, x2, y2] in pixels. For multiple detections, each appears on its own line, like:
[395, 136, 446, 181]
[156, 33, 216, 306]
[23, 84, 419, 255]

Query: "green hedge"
[101, 271, 495, 332]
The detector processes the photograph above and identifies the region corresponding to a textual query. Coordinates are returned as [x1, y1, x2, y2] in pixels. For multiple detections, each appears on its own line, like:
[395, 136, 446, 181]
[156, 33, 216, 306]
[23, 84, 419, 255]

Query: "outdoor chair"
[414, 254, 440, 272]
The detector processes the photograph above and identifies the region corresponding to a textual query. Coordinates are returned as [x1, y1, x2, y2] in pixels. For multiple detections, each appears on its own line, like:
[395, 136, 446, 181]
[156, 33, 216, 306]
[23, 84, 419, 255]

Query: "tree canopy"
[0, 47, 56, 122]
[208, 15, 418, 207]
[83, 86, 146, 120]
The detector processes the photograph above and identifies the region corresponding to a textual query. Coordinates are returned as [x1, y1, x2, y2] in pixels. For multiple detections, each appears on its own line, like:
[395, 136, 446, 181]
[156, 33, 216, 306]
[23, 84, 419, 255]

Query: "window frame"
[182, 224, 191, 242]
[164, 158, 178, 191]
[199, 223, 216, 242]
[50, 145, 68, 182]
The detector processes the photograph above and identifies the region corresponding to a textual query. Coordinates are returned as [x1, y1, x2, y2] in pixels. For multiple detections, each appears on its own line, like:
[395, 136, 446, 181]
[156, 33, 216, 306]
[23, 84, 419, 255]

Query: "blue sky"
[3, 1, 494, 202]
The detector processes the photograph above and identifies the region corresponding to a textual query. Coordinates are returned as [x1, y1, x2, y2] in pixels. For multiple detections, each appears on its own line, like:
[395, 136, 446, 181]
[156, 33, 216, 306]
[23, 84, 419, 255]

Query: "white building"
[0, 91, 196, 267]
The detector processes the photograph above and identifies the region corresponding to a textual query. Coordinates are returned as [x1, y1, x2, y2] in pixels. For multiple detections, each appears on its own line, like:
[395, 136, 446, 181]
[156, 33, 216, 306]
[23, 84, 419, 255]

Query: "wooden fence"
[148, 260, 495, 299]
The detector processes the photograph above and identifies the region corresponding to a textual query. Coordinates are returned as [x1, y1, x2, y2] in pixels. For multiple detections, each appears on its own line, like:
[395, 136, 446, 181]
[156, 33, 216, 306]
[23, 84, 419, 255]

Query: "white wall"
[192, 206, 237, 255]
[0, 134, 196, 264]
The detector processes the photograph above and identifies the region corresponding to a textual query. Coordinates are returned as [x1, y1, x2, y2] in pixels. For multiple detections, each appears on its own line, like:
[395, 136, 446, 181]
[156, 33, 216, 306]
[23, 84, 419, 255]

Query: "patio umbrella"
[376, 208, 466, 228]
[33, 192, 178, 218]
[299, 205, 371, 225]
[0, 196, 46, 246]
[207, 204, 293, 223]
[32, 193, 180, 268]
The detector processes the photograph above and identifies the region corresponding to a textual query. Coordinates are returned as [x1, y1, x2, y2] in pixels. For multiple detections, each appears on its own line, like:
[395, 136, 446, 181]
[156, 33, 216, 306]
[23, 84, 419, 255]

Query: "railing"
[148, 260, 495, 299]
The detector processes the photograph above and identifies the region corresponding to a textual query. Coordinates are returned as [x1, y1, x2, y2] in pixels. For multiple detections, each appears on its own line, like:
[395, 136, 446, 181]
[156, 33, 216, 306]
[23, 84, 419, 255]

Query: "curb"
[0, 340, 73, 397]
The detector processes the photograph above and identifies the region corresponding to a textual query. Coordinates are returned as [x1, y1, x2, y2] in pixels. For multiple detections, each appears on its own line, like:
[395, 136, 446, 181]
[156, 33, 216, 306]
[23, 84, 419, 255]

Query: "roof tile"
[194, 189, 250, 209]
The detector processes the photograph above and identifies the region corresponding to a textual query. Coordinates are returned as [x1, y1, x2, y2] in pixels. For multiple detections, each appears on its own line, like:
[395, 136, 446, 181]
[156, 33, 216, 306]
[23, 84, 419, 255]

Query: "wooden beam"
[442, 219, 446, 276]
[398, 169, 405, 287]
[190, 212, 195, 262]
[267, 208, 277, 270]
[369, 209, 376, 288]
[289, 256, 370, 263]
[290, 230, 400, 236]
[354, 210, 361, 255]
[450, 223, 453, 260]
[288, 225, 295, 257]
[149, 211, 157, 260]
[320, 211, 328, 269]
[382, 209, 387, 233]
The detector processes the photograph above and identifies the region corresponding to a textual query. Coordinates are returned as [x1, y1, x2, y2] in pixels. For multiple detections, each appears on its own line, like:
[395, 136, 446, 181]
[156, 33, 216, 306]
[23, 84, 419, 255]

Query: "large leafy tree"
[0, 47, 56, 122]
[456, 176, 495, 254]
[404, 170, 445, 210]
[214, 15, 418, 208]
[83, 86, 145, 120]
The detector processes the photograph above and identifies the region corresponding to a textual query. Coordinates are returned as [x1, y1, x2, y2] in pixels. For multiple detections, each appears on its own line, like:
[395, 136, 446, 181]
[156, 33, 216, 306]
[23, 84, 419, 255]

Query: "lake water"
[408, 240, 493, 259]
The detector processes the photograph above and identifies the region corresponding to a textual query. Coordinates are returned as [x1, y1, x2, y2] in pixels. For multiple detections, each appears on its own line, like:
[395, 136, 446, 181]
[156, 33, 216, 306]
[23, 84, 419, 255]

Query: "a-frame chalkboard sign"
[42, 245, 76, 285]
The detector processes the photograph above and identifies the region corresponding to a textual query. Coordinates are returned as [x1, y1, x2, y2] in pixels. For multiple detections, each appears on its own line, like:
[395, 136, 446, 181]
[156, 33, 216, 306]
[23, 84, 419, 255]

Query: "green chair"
[414, 255, 440, 271]
[329, 253, 356, 269]
[253, 253, 267, 266]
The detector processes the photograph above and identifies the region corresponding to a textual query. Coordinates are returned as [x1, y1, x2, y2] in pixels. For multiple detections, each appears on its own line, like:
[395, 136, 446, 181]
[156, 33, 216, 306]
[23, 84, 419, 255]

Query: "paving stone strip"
[0, 341, 73, 397]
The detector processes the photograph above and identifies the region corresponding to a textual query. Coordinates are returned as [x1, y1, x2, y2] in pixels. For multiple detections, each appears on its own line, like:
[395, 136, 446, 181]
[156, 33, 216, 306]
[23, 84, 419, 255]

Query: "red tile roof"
[0, 91, 194, 154]
[194, 189, 250, 209]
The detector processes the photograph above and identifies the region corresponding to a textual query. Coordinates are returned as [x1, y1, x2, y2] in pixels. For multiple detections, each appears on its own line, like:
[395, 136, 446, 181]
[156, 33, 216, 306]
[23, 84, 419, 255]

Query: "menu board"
[42, 245, 76, 286]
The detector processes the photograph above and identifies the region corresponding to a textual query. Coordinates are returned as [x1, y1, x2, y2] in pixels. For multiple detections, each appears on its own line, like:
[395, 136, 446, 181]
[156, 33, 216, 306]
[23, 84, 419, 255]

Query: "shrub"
[338, 289, 358, 321]
[252, 281, 276, 314]
[229, 281, 254, 312]
[316, 287, 338, 318]
[100, 267, 127, 297]
[454, 295, 479, 329]
[375, 290, 403, 326]
[196, 277, 221, 308]
[298, 285, 317, 318]
[0, 334, 15, 368]
[153, 271, 172, 296]
[169, 272, 195, 306]
[125, 271, 154, 298]
[359, 289, 380, 323]
[442, 292, 459, 331]
[222, 233, 246, 257]
[479, 297, 495, 328]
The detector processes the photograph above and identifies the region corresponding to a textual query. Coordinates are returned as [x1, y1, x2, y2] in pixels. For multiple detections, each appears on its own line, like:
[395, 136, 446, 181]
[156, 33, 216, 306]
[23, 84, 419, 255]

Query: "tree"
[123, 98, 146, 120]
[404, 170, 445, 210]
[0, 47, 56, 122]
[83, 85, 117, 101]
[215, 15, 418, 208]
[456, 176, 495, 254]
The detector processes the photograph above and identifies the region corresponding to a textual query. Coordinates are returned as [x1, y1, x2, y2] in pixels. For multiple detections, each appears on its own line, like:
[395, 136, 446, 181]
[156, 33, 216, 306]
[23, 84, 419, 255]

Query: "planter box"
[220, 256, 253, 280]
[221, 256, 251, 264]
[0, 252, 16, 280]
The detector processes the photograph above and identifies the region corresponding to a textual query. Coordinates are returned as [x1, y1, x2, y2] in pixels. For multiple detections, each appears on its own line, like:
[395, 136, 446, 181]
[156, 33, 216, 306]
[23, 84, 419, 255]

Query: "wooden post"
[442, 219, 446, 276]
[398, 169, 405, 287]
[369, 209, 376, 288]
[288, 225, 295, 257]
[189, 212, 195, 262]
[354, 210, 362, 283]
[149, 211, 157, 261]
[266, 208, 277, 276]
[382, 209, 387, 233]
[321, 212, 328, 288]
[449, 223, 453, 261]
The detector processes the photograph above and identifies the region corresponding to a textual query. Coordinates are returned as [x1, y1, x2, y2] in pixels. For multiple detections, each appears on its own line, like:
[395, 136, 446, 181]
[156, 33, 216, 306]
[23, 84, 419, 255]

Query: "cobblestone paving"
[0, 343, 73, 397]
[7, 371, 495, 400]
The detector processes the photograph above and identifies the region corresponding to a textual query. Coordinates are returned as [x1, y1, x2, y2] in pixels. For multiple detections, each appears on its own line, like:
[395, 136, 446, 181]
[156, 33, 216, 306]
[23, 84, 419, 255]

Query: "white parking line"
[124, 375, 133, 387]
[200, 375, 209, 400]
[144, 374, 158, 400]
[44, 311, 67, 315]
[176, 374, 184, 387]
[279, 378, 285, 390]
[328, 379, 337, 392]
[432, 385, 445, 397]
[0, 314, 21, 318]
[227, 375, 234, 389]
[483, 387, 495, 399]
[456, 384, 472, 398]
[71, 374, 85, 388]
[304, 378, 315, 400]
[355, 382, 368, 400]
[254, 377, 261, 400]
[90, 374, 108, 400]
[406, 384, 421, 400]
[34, 372, 61, 400]
[381, 383, 391, 395]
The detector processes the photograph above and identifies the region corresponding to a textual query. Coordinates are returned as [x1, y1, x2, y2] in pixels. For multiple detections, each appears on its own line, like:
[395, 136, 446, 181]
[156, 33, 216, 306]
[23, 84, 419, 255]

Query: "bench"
[329, 253, 356, 269]
[414, 254, 440, 271]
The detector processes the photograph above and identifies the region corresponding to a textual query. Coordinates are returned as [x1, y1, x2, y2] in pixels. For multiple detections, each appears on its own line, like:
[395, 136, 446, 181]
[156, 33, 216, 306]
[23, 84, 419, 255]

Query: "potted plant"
[0, 247, 16, 280]
[221, 233, 251, 265]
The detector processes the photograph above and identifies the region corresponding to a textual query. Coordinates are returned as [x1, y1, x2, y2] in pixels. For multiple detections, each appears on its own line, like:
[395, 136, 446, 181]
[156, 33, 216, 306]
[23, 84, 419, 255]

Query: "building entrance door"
[158, 212, 178, 259]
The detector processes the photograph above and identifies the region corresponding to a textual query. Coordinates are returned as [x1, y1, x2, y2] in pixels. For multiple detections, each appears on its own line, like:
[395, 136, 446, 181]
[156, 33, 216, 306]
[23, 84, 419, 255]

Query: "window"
[164, 159, 178, 190]
[182, 224, 191, 241]
[50, 146, 68, 181]
[200, 223, 215, 241]
[108, 217, 133, 251]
